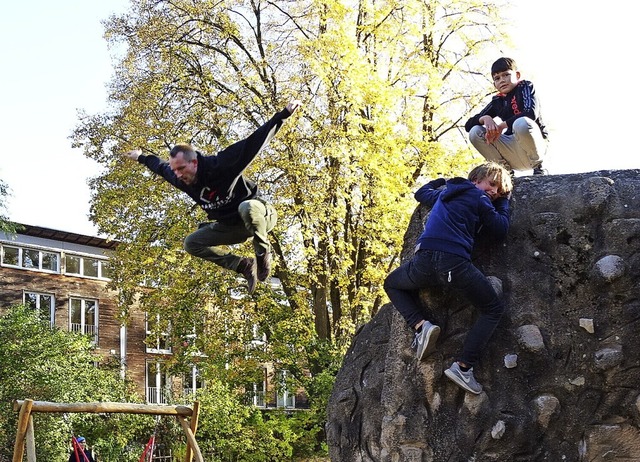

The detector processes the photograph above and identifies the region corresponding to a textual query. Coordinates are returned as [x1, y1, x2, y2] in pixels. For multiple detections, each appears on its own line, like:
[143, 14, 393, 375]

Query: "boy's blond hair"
[468, 162, 513, 197]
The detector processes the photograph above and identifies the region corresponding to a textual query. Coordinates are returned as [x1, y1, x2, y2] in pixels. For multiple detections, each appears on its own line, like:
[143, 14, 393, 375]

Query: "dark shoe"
[532, 163, 548, 175]
[445, 362, 483, 394]
[411, 321, 440, 361]
[256, 251, 272, 282]
[237, 257, 257, 294]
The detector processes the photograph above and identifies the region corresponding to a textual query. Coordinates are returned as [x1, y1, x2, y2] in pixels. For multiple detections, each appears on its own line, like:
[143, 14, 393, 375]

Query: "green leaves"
[0, 178, 18, 234]
[0, 306, 143, 461]
[70, 1, 510, 457]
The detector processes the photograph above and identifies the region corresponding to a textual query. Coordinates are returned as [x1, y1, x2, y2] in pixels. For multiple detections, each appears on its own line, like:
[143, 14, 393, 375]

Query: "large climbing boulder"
[326, 170, 640, 461]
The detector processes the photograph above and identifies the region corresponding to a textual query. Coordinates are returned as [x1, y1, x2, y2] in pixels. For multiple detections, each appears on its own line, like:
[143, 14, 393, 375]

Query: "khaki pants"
[183, 199, 277, 271]
[469, 117, 547, 171]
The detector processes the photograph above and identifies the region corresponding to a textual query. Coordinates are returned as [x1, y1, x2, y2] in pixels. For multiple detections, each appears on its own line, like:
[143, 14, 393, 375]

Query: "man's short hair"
[491, 57, 517, 76]
[169, 144, 197, 161]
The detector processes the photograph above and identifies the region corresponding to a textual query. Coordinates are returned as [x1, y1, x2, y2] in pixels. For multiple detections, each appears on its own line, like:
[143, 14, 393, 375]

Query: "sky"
[0, 1, 129, 236]
[1, 0, 638, 237]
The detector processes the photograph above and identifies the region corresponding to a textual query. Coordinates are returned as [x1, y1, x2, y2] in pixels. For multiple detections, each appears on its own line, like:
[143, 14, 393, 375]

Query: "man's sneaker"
[411, 321, 440, 361]
[444, 362, 483, 394]
[256, 251, 272, 281]
[237, 257, 257, 294]
[532, 163, 548, 175]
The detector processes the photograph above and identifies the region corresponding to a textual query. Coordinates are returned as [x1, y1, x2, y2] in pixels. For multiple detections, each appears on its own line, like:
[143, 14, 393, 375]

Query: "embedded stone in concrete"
[594, 346, 623, 370]
[504, 354, 518, 368]
[594, 255, 625, 282]
[533, 394, 560, 429]
[516, 324, 545, 352]
[579, 318, 594, 334]
[491, 420, 506, 439]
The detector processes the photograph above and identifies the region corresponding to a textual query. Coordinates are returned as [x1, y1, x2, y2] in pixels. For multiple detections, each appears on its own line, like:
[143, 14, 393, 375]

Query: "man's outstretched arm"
[122, 148, 179, 186]
[213, 99, 303, 175]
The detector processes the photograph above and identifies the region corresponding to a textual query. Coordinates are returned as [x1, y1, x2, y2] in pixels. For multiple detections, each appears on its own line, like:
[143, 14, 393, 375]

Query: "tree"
[71, 0, 509, 455]
[0, 178, 19, 234]
[74, 0, 507, 338]
[0, 305, 147, 462]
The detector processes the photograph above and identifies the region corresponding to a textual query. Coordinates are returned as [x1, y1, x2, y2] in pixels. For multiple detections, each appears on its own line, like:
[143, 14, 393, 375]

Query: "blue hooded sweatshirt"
[414, 177, 510, 260]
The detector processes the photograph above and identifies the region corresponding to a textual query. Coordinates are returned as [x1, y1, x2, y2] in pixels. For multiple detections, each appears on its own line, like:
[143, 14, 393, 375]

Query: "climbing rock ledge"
[326, 169, 640, 462]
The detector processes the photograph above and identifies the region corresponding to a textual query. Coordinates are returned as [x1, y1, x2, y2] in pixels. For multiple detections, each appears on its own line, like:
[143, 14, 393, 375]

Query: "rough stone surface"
[326, 170, 640, 461]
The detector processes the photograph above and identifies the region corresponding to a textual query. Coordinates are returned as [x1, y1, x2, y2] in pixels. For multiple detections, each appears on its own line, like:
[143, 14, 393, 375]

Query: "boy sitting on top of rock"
[465, 57, 548, 175]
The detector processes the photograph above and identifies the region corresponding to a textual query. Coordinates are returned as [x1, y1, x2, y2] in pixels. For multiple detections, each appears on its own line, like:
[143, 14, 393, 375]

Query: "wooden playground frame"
[13, 399, 203, 462]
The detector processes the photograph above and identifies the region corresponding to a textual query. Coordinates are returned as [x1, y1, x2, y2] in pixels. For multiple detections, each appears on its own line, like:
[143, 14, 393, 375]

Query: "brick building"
[0, 224, 304, 410]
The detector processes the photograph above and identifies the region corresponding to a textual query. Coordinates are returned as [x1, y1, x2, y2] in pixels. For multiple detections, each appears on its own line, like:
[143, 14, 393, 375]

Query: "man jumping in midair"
[124, 100, 301, 293]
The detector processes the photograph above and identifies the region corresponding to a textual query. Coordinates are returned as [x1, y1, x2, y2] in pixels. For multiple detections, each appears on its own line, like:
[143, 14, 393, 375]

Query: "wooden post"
[177, 416, 204, 462]
[13, 398, 33, 462]
[26, 416, 36, 462]
[184, 401, 200, 462]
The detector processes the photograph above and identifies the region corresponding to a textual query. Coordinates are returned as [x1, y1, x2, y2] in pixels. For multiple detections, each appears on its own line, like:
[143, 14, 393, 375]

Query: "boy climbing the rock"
[383, 162, 512, 394]
[465, 57, 548, 175]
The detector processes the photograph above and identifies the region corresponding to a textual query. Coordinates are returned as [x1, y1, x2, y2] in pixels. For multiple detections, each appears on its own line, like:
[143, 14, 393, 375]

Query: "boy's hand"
[497, 190, 512, 200]
[480, 116, 505, 143]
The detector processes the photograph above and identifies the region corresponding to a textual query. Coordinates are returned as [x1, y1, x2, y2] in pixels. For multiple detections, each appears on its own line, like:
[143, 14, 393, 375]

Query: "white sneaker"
[412, 321, 440, 361]
[445, 362, 483, 394]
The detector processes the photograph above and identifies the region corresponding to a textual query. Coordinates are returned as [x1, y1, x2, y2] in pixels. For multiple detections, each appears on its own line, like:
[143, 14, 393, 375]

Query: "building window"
[64, 254, 110, 279]
[101, 261, 112, 279]
[146, 314, 171, 354]
[276, 370, 295, 409]
[248, 368, 267, 408]
[250, 323, 266, 348]
[2, 245, 19, 266]
[65, 255, 81, 274]
[183, 366, 204, 398]
[146, 361, 170, 404]
[24, 291, 55, 326]
[1, 245, 60, 272]
[69, 297, 98, 343]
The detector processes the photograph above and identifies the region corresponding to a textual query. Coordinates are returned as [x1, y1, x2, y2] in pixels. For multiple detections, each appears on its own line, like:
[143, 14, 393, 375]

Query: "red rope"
[70, 437, 91, 462]
[139, 435, 155, 462]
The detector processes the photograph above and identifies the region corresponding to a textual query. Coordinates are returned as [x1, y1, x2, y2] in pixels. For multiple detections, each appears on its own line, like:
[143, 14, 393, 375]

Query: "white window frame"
[250, 367, 267, 408]
[146, 361, 171, 404]
[69, 297, 98, 343]
[251, 323, 266, 345]
[1, 244, 60, 273]
[145, 313, 172, 354]
[183, 365, 204, 397]
[23, 291, 55, 327]
[276, 370, 295, 409]
[64, 253, 111, 280]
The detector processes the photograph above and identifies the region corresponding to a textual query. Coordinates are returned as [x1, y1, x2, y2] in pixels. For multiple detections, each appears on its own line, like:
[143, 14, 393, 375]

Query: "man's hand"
[124, 149, 142, 161]
[286, 100, 302, 115]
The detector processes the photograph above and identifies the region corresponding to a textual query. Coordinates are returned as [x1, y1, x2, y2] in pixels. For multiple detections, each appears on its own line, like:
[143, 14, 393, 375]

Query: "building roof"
[13, 223, 119, 250]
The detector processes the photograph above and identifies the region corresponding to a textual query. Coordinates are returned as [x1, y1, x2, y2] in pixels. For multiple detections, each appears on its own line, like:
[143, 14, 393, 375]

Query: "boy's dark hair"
[468, 162, 513, 196]
[169, 144, 197, 160]
[491, 57, 517, 76]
